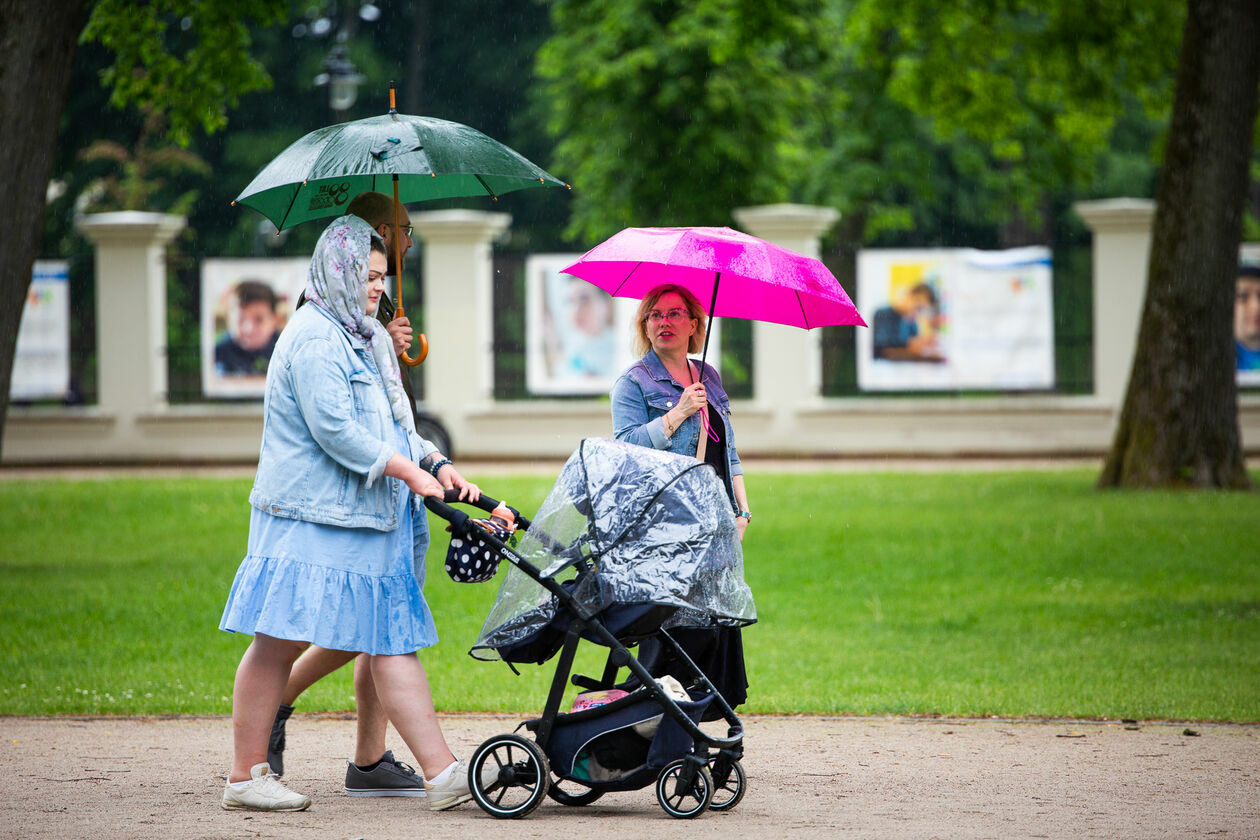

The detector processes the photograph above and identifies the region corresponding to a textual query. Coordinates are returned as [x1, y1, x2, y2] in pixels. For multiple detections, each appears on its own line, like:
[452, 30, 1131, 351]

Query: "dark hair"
[347, 191, 397, 229]
[369, 238, 387, 257]
[910, 282, 938, 306]
[1240, 264, 1260, 281]
[235, 279, 278, 310]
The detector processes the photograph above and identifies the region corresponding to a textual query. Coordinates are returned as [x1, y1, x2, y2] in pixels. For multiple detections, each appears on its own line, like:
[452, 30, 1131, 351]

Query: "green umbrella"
[233, 98, 568, 231]
[233, 87, 568, 364]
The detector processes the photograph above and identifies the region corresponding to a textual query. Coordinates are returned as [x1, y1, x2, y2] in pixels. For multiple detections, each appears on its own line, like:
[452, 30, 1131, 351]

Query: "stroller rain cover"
[471, 438, 756, 661]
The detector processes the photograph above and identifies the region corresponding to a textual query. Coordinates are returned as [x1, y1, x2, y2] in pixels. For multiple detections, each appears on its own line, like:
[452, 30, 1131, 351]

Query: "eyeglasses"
[645, 308, 690, 324]
[396, 223, 414, 238]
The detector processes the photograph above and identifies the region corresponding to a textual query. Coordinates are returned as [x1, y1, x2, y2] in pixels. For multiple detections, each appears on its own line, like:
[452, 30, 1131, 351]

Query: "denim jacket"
[610, 348, 743, 510]
[249, 304, 437, 531]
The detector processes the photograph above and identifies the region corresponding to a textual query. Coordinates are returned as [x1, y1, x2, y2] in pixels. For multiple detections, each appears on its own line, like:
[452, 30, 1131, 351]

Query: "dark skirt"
[631, 627, 747, 721]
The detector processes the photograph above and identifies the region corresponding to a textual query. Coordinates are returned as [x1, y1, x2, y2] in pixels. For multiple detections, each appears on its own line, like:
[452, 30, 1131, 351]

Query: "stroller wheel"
[468, 733, 550, 819]
[547, 777, 604, 807]
[706, 757, 746, 811]
[655, 759, 713, 819]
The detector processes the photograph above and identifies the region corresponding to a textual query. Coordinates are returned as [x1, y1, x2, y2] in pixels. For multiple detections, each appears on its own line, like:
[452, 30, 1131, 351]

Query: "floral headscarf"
[304, 215, 414, 431]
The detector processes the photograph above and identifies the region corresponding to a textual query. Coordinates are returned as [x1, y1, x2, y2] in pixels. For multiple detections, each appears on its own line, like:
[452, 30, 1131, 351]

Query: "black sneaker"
[267, 703, 295, 777]
[345, 750, 427, 798]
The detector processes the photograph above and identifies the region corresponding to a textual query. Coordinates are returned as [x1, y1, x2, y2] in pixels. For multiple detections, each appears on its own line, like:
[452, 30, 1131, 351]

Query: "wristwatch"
[736, 510, 752, 521]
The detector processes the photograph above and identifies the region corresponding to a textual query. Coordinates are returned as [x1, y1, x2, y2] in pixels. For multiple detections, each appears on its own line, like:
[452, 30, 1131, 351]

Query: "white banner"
[11, 261, 71, 401]
[856, 247, 1055, 392]
[201, 258, 309, 398]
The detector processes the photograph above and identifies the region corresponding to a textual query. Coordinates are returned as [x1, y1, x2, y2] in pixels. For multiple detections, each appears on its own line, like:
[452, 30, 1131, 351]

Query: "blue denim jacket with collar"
[610, 347, 742, 510]
[248, 303, 437, 531]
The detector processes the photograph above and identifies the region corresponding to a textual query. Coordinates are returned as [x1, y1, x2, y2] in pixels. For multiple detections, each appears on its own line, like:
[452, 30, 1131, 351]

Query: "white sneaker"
[424, 759, 502, 811]
[221, 762, 312, 811]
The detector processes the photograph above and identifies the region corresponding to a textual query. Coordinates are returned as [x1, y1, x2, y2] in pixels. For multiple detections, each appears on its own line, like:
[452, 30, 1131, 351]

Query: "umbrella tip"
[230, 200, 236, 206]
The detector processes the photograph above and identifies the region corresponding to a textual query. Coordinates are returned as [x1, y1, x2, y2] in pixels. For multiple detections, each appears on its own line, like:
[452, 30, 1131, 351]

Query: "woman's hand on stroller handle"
[433, 462, 481, 503]
[425, 490, 529, 531]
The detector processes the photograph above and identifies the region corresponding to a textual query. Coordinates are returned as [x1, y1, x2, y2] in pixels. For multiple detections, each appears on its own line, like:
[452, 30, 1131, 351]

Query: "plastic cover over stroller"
[471, 438, 756, 662]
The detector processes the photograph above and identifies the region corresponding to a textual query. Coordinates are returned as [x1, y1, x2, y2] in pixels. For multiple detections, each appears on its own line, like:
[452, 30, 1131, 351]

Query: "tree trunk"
[1099, 0, 1260, 489]
[0, 0, 87, 459]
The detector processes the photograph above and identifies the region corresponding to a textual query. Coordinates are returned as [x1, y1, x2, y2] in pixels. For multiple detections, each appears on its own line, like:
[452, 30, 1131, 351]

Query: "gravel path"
[2, 714, 1256, 839]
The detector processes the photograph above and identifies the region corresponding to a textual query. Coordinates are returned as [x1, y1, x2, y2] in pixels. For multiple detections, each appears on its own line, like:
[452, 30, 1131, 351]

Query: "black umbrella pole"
[698, 272, 721, 374]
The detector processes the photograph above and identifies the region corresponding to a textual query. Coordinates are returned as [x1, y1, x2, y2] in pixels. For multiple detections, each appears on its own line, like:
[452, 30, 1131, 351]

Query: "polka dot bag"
[444, 514, 514, 583]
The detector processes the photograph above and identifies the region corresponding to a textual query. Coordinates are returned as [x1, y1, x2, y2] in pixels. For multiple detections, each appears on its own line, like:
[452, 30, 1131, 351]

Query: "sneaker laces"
[390, 758, 418, 777]
[252, 770, 295, 797]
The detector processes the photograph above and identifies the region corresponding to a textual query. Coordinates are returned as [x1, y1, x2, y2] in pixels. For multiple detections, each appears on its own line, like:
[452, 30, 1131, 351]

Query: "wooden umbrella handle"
[396, 305, 428, 366]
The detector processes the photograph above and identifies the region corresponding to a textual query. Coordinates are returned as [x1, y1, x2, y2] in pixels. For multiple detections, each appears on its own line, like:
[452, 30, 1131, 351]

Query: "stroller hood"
[472, 438, 756, 660]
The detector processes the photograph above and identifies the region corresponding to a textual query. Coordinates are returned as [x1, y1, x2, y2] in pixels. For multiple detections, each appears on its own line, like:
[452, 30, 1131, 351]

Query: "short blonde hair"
[633, 284, 706, 357]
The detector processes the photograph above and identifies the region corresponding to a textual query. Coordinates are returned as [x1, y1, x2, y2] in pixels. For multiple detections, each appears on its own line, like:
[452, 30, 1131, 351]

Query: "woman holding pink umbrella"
[609, 283, 752, 716]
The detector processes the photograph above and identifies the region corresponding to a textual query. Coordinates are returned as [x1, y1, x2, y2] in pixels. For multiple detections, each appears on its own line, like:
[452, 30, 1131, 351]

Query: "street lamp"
[313, 35, 364, 118]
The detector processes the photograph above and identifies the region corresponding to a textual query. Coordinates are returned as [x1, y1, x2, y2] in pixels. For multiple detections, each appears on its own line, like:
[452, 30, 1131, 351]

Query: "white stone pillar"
[731, 204, 840, 431]
[76, 212, 186, 415]
[1073, 198, 1156, 407]
[412, 210, 511, 438]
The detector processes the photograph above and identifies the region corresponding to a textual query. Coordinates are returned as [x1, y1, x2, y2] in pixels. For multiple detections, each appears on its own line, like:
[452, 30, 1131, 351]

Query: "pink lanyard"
[687, 362, 721, 445]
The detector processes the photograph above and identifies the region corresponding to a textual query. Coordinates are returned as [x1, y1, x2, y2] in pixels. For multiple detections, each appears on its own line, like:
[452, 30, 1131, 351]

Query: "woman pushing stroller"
[217, 215, 490, 812]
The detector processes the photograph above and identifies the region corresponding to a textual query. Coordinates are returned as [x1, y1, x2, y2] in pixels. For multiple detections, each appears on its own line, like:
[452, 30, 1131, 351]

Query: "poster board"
[525, 254, 638, 395]
[524, 255, 724, 395]
[10, 261, 70, 401]
[201, 258, 308, 398]
[1237, 244, 1260, 388]
[856, 247, 1055, 392]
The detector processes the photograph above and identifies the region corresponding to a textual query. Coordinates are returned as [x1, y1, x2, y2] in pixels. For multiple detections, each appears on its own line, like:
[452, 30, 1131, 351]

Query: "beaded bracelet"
[427, 458, 452, 478]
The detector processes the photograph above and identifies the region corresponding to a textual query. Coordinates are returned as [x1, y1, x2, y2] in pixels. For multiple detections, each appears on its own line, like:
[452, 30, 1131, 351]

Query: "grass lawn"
[1, 469, 1257, 721]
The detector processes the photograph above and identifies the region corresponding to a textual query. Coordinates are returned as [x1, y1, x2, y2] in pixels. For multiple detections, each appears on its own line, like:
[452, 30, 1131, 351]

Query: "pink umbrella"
[560, 225, 866, 370]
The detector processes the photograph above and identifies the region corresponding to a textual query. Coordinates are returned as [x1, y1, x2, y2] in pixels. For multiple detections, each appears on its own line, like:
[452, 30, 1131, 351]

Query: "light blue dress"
[219, 422, 437, 655]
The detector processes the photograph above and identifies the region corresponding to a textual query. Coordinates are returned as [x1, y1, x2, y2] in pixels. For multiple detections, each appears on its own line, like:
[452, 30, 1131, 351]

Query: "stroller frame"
[426, 489, 747, 819]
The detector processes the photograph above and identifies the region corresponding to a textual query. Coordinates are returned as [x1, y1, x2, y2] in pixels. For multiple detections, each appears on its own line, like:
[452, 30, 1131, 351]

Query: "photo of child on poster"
[214, 280, 281, 378]
[1236, 263, 1260, 387]
[870, 270, 945, 364]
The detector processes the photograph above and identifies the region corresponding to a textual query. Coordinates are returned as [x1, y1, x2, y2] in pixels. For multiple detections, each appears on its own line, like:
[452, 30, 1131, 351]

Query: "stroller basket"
[525, 688, 714, 792]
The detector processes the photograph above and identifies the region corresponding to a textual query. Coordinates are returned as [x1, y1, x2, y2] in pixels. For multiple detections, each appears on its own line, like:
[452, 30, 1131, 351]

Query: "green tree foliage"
[81, 0, 287, 147]
[536, 0, 829, 243]
[536, 0, 1179, 247]
[842, 0, 1184, 202]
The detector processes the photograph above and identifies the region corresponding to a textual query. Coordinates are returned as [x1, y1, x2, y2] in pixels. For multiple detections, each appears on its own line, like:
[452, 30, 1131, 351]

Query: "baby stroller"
[424, 438, 756, 819]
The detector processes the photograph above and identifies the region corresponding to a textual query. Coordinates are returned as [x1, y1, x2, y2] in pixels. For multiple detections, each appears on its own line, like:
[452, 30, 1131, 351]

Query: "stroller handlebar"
[423, 490, 530, 531]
